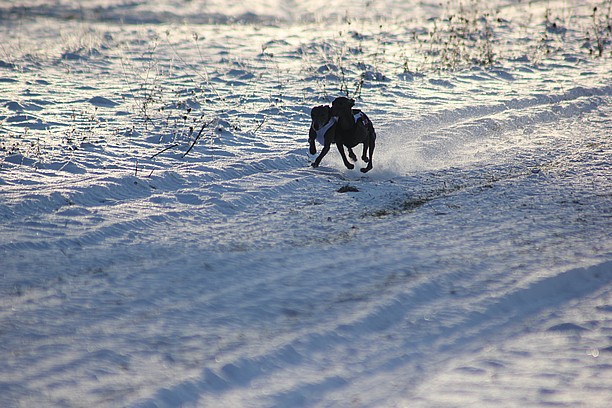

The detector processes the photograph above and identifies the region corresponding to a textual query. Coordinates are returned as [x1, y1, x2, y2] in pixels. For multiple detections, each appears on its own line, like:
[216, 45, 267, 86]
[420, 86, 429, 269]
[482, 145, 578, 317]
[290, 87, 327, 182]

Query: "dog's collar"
[311, 116, 337, 145]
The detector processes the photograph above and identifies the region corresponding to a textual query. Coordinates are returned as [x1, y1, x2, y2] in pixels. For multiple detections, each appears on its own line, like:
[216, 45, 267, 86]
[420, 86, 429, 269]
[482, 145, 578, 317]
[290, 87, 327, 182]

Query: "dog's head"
[310, 105, 332, 131]
[331, 97, 355, 115]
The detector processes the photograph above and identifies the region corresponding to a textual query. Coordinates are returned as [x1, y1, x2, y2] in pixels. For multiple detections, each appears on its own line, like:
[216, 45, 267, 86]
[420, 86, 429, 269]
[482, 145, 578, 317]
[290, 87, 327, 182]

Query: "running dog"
[308, 97, 376, 173]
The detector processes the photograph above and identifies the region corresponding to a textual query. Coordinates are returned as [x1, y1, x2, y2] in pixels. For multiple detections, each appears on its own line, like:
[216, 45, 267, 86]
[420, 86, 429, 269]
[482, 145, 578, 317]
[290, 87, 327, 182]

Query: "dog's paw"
[311, 162, 320, 168]
[349, 152, 358, 162]
[345, 163, 355, 170]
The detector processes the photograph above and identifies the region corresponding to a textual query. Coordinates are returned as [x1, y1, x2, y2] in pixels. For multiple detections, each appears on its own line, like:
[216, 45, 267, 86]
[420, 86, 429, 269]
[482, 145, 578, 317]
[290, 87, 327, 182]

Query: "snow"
[1, 0, 611, 407]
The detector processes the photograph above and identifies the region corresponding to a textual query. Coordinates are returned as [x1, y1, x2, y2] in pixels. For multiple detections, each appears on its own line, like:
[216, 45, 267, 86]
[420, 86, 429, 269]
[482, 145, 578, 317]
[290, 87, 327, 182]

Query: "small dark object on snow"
[337, 184, 359, 193]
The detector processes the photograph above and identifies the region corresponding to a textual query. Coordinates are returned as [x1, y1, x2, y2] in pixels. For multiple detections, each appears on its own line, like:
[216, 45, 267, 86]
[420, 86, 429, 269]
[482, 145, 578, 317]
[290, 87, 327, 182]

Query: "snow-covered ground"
[1, 1, 611, 406]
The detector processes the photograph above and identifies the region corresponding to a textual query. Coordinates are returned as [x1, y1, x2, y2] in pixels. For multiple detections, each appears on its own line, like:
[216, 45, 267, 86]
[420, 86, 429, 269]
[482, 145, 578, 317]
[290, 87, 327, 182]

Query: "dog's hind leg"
[347, 148, 358, 162]
[361, 142, 369, 163]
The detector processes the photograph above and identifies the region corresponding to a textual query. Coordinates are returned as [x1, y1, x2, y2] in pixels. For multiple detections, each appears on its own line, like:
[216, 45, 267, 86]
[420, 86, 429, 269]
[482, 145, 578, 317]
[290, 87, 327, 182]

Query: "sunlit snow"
[1, 1, 611, 407]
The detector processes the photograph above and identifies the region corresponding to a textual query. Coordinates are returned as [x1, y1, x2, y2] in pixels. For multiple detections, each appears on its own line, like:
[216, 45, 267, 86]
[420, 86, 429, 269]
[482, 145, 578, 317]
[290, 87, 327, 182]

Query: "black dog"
[331, 97, 376, 173]
[308, 105, 358, 168]
[308, 97, 376, 173]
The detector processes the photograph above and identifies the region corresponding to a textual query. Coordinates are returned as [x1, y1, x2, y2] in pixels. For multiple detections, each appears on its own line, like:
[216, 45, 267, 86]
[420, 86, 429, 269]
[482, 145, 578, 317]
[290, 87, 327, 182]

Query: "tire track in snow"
[386, 84, 612, 137]
[314, 261, 612, 407]
[376, 84, 612, 173]
[130, 255, 611, 407]
[0, 154, 310, 250]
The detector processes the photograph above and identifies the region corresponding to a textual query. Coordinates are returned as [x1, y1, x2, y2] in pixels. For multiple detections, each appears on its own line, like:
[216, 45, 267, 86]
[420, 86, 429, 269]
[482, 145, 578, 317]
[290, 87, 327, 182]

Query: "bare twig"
[183, 119, 215, 158]
[150, 143, 179, 159]
[253, 117, 266, 133]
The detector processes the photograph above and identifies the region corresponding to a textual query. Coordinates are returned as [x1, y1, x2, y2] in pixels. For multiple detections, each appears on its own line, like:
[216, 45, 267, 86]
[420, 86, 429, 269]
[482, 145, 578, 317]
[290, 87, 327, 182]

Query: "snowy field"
[1, 0, 611, 406]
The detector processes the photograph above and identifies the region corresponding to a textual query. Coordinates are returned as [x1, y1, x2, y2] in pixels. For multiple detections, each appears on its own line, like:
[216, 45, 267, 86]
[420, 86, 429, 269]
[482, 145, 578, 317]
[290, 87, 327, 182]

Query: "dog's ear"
[349, 98, 355, 107]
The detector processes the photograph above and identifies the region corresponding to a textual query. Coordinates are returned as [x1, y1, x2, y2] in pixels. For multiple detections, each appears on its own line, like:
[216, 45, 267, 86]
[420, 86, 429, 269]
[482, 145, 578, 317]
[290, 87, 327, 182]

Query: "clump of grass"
[119, 33, 164, 128]
[59, 24, 106, 60]
[538, 1, 612, 61]
[62, 107, 104, 148]
[586, 4, 612, 57]
[117, 28, 224, 157]
[299, 18, 391, 99]
[418, 0, 500, 70]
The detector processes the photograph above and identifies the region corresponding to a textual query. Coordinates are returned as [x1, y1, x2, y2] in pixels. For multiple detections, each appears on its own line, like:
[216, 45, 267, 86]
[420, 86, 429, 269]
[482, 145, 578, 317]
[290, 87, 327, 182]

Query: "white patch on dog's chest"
[313, 117, 337, 145]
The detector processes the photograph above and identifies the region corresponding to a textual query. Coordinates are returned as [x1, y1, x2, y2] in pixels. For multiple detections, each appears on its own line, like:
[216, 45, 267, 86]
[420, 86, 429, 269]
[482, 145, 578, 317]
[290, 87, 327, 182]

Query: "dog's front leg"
[336, 143, 355, 170]
[312, 142, 331, 168]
